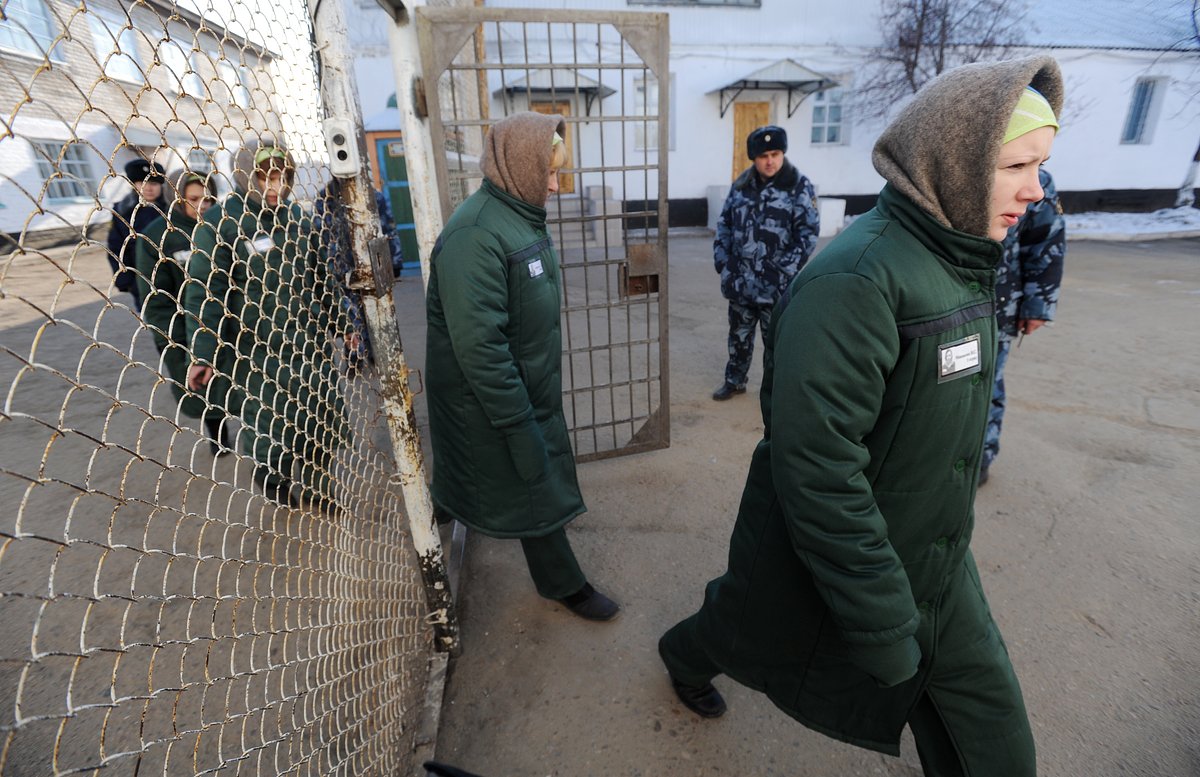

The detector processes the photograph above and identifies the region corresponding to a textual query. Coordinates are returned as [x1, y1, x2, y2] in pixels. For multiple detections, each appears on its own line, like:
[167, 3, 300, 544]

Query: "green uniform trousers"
[519, 528, 585, 600]
[660, 566, 1036, 777]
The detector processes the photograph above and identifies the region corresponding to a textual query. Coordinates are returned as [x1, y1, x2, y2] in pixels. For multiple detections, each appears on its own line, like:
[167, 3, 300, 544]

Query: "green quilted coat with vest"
[425, 179, 585, 538]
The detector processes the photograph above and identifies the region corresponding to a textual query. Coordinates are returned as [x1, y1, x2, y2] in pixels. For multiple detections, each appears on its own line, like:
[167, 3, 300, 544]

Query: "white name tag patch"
[528, 259, 544, 278]
[937, 334, 982, 383]
[252, 234, 275, 253]
[171, 248, 191, 267]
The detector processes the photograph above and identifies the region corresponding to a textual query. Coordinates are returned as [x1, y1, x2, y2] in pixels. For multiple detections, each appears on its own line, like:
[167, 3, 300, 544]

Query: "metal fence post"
[308, 0, 458, 653]
[383, 0, 445, 289]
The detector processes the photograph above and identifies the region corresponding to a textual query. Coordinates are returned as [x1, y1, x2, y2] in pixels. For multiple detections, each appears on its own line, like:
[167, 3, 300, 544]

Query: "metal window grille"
[32, 140, 97, 200]
[0, 0, 61, 60]
[1121, 78, 1156, 144]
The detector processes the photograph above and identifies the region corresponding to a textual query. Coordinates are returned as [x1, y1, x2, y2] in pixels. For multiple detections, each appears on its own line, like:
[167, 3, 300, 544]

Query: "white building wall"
[1047, 49, 1199, 192]
[478, 0, 1199, 206]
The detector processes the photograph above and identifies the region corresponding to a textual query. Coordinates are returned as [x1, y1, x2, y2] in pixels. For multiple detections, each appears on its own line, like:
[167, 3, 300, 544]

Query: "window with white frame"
[1121, 77, 1163, 145]
[157, 39, 192, 94]
[0, 0, 62, 61]
[33, 140, 99, 201]
[811, 87, 845, 145]
[236, 65, 253, 107]
[88, 10, 144, 84]
[633, 72, 675, 151]
[186, 51, 209, 96]
[215, 57, 251, 107]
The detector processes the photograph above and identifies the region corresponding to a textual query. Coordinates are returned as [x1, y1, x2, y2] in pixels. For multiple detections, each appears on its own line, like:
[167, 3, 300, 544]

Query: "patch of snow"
[1065, 206, 1200, 241]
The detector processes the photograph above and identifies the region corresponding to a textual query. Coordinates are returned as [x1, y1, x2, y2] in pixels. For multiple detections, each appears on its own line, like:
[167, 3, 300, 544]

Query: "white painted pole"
[309, 0, 458, 653]
[385, 0, 444, 290]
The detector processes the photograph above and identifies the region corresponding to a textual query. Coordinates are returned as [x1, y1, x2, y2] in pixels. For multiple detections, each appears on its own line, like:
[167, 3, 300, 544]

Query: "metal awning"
[494, 69, 617, 116]
[709, 59, 837, 118]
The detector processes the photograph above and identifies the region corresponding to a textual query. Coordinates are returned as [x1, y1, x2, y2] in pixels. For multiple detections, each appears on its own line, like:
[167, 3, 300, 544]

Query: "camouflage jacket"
[714, 160, 819, 306]
[996, 168, 1065, 337]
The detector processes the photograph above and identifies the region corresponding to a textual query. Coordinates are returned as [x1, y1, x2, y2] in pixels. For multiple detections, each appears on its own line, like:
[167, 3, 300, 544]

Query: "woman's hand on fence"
[189, 365, 214, 391]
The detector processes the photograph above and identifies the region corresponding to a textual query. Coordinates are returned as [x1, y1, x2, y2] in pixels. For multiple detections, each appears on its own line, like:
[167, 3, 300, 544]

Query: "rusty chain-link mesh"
[0, 0, 433, 774]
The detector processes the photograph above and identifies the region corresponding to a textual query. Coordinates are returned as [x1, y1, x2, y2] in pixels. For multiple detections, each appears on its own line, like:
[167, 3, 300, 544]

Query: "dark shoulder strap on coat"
[506, 236, 552, 265]
[896, 301, 995, 346]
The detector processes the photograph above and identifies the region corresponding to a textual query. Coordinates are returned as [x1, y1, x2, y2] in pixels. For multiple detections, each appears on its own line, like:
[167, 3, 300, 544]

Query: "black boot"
[559, 582, 620, 621]
[712, 381, 746, 401]
[658, 635, 726, 718]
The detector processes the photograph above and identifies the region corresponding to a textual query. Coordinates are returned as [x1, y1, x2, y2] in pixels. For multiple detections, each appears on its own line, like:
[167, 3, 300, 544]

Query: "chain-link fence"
[0, 0, 441, 773]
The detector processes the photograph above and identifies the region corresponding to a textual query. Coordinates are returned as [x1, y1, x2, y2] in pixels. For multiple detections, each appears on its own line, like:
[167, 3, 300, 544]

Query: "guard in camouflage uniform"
[184, 139, 350, 511]
[712, 125, 819, 400]
[107, 159, 168, 311]
[134, 172, 233, 455]
[980, 167, 1065, 485]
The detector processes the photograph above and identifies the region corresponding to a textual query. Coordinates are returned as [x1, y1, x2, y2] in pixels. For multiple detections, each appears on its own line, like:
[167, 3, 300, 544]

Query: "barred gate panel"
[417, 7, 671, 462]
[0, 0, 433, 774]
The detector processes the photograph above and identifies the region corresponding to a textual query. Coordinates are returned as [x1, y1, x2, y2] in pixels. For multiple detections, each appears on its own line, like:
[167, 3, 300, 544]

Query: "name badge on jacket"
[243, 234, 275, 255]
[937, 334, 982, 383]
[528, 259, 545, 278]
[171, 248, 191, 267]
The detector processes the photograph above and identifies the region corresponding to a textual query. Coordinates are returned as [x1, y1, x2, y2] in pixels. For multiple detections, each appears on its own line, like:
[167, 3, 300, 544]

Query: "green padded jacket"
[425, 178, 585, 538]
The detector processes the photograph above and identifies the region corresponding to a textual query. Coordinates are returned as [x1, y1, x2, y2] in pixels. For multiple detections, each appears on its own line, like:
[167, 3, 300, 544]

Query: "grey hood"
[872, 56, 1063, 238]
[480, 111, 565, 209]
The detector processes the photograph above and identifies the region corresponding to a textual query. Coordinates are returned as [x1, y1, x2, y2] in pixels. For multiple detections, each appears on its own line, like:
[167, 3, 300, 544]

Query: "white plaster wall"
[1044, 49, 1199, 192]
[470, 0, 1200, 203]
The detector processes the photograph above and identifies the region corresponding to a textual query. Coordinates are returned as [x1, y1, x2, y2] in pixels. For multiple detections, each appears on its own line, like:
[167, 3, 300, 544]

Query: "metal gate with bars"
[0, 0, 445, 774]
[416, 7, 671, 461]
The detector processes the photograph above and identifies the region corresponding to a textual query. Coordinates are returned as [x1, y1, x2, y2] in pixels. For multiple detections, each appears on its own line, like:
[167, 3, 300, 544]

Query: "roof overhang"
[494, 69, 617, 116]
[708, 59, 837, 118]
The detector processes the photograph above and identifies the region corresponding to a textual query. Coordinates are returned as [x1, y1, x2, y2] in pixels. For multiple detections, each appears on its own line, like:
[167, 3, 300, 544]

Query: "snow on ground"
[1066, 205, 1200, 241]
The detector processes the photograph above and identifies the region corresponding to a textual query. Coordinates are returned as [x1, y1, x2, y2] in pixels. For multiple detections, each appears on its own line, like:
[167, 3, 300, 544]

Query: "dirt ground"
[416, 235, 1200, 777]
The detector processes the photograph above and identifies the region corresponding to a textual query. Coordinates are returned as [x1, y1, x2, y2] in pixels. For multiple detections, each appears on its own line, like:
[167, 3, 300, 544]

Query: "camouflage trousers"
[723, 301, 773, 387]
[983, 334, 1014, 469]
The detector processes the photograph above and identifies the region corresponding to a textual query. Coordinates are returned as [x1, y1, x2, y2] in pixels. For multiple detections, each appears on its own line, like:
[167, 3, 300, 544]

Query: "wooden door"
[732, 102, 770, 181]
[531, 101, 575, 194]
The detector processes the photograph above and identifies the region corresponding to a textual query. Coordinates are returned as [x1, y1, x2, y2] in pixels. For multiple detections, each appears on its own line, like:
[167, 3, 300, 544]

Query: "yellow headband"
[254, 146, 288, 166]
[1004, 87, 1059, 144]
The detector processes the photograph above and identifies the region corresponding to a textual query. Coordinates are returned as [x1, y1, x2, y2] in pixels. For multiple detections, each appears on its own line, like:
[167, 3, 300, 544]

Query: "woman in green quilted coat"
[659, 57, 1063, 776]
[184, 139, 349, 511]
[425, 112, 618, 621]
[135, 173, 233, 455]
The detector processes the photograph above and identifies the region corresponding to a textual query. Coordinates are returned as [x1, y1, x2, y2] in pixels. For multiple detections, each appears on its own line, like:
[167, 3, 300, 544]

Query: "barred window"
[0, 0, 62, 61]
[811, 87, 845, 145]
[32, 140, 98, 201]
[88, 10, 145, 84]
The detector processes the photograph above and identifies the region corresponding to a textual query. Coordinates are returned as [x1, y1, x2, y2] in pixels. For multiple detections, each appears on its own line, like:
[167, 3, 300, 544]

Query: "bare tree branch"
[852, 0, 1030, 120]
